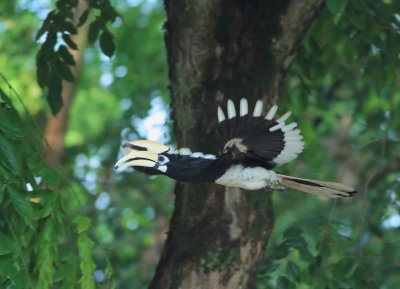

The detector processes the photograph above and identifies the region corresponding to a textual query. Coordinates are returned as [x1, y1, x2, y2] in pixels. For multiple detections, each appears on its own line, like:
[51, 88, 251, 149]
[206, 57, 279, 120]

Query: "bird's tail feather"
[277, 174, 357, 198]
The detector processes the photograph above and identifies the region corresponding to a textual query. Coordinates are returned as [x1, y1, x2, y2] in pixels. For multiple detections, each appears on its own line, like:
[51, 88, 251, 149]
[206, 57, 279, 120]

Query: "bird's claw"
[264, 184, 286, 192]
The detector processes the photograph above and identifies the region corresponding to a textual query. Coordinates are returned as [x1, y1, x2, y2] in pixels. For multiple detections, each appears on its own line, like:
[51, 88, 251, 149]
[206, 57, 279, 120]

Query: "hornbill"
[115, 99, 357, 198]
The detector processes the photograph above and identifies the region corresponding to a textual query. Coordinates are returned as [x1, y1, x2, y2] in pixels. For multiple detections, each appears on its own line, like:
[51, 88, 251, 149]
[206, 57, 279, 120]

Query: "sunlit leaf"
[73, 216, 91, 233]
[78, 235, 95, 289]
[0, 88, 12, 107]
[35, 218, 56, 289]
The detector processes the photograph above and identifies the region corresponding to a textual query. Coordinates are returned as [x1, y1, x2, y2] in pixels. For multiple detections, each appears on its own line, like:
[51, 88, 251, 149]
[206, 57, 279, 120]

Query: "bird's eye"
[158, 155, 169, 165]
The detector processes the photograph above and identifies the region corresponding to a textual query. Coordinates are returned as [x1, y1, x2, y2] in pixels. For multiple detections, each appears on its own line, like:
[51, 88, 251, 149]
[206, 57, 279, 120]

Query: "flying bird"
[115, 99, 356, 198]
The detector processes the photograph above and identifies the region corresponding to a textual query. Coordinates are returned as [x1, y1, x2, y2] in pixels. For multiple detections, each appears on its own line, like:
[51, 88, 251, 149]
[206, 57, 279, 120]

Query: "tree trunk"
[44, 0, 88, 166]
[150, 1, 324, 288]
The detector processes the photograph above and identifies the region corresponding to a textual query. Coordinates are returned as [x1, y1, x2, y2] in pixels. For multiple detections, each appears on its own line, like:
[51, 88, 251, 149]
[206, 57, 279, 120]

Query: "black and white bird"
[115, 99, 356, 198]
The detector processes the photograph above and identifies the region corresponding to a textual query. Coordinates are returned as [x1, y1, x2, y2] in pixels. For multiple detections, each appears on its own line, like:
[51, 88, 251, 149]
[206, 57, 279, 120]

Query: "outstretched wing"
[215, 99, 304, 167]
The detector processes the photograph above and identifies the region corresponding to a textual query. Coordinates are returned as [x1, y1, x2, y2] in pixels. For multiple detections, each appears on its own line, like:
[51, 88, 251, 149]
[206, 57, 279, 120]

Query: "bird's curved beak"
[114, 150, 158, 170]
[122, 140, 169, 154]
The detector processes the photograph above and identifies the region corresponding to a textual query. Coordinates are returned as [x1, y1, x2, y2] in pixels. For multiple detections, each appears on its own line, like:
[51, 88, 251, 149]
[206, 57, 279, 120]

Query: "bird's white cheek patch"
[158, 165, 167, 173]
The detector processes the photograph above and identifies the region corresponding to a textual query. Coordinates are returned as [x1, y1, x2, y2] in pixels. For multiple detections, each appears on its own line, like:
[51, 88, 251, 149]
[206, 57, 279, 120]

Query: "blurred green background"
[0, 0, 399, 288]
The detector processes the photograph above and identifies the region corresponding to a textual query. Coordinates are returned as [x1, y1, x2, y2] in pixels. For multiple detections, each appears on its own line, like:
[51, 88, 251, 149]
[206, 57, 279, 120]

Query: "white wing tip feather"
[179, 148, 192, 155]
[218, 106, 226, 123]
[253, 100, 263, 117]
[273, 122, 305, 165]
[216, 99, 305, 166]
[265, 105, 278, 120]
[190, 152, 204, 158]
[227, 99, 236, 119]
[269, 122, 285, 132]
[240, 98, 248, 116]
[203, 154, 217, 159]
[277, 111, 292, 123]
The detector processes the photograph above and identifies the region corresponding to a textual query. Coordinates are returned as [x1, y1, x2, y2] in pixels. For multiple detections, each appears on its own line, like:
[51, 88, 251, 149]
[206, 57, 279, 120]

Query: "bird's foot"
[271, 185, 286, 191]
[264, 171, 285, 191]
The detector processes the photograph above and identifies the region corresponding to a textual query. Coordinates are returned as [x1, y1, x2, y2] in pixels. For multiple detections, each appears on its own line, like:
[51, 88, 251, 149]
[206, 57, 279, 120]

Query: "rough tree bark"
[150, 1, 324, 288]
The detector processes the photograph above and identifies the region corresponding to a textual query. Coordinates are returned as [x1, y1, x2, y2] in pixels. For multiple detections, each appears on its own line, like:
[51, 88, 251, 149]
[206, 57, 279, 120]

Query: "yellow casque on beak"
[114, 150, 158, 170]
[122, 140, 169, 154]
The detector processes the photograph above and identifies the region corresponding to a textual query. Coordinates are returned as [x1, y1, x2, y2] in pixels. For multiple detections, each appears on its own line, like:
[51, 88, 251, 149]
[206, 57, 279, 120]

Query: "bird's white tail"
[277, 174, 357, 198]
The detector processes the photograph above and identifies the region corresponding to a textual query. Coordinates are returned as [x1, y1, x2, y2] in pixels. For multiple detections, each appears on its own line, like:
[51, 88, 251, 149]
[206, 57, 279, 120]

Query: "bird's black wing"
[214, 99, 304, 167]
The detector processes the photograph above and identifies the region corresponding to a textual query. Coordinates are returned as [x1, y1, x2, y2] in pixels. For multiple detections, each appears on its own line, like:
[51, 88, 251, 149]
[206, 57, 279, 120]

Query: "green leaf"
[0, 134, 19, 175]
[73, 216, 91, 233]
[0, 164, 15, 183]
[36, 189, 56, 219]
[78, 9, 90, 27]
[54, 262, 69, 282]
[0, 184, 5, 202]
[0, 88, 12, 107]
[265, 263, 279, 274]
[332, 258, 355, 277]
[269, 242, 289, 260]
[58, 254, 79, 289]
[63, 21, 77, 34]
[55, 58, 75, 82]
[0, 233, 15, 255]
[0, 106, 25, 139]
[58, 45, 75, 65]
[35, 218, 56, 289]
[276, 276, 295, 289]
[47, 74, 63, 115]
[39, 165, 60, 186]
[299, 246, 314, 263]
[62, 33, 77, 50]
[36, 46, 51, 88]
[283, 226, 303, 239]
[11, 268, 31, 289]
[78, 235, 95, 289]
[286, 261, 300, 281]
[8, 187, 36, 229]
[88, 19, 102, 43]
[35, 10, 55, 40]
[327, 0, 349, 14]
[0, 255, 17, 278]
[347, 9, 367, 31]
[99, 29, 115, 57]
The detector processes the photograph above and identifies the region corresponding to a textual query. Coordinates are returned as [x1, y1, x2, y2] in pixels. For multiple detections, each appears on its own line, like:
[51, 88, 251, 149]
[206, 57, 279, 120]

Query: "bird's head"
[114, 140, 171, 173]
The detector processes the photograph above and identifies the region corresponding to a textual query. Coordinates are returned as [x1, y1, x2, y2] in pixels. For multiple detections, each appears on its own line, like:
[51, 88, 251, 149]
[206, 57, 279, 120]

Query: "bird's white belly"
[215, 165, 278, 190]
